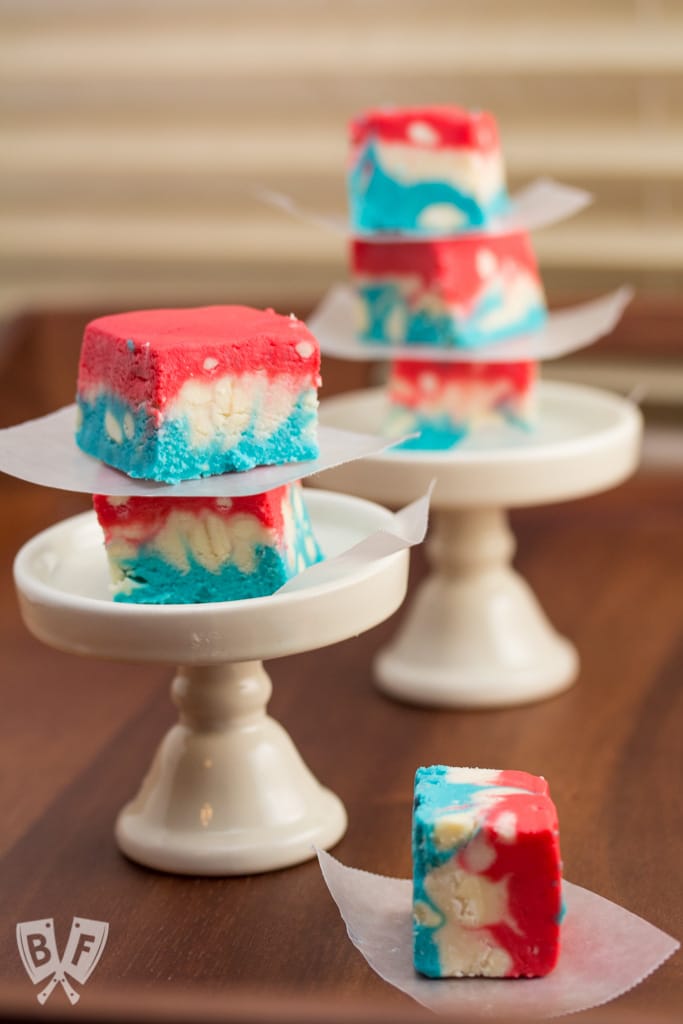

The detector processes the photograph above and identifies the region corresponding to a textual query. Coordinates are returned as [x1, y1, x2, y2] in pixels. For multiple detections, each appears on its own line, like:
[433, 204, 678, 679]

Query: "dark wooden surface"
[0, 318, 681, 1023]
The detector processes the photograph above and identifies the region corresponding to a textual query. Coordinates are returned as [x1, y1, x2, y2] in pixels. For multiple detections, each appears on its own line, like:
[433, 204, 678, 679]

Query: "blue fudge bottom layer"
[349, 140, 509, 233]
[384, 408, 533, 451]
[357, 283, 547, 350]
[114, 545, 305, 604]
[76, 390, 318, 483]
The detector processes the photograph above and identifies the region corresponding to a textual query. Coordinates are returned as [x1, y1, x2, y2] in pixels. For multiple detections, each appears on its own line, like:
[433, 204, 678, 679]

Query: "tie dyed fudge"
[93, 483, 322, 604]
[76, 306, 320, 483]
[413, 766, 562, 979]
[349, 106, 509, 235]
[352, 231, 546, 350]
[385, 359, 536, 450]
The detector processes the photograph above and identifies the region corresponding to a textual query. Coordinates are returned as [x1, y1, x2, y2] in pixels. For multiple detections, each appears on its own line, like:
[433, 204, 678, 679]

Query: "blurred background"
[1, 0, 682, 442]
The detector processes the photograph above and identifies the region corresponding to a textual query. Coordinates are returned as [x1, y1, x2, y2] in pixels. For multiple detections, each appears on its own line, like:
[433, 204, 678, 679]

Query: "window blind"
[2, 0, 682, 317]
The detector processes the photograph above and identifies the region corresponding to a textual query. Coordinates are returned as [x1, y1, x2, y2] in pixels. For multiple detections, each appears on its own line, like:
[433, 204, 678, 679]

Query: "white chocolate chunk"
[476, 248, 498, 279]
[104, 410, 123, 444]
[413, 900, 442, 928]
[418, 203, 467, 233]
[495, 810, 518, 843]
[296, 341, 314, 359]
[123, 412, 135, 440]
[407, 120, 440, 146]
[418, 371, 439, 394]
[432, 813, 477, 851]
[464, 834, 497, 873]
[385, 305, 406, 343]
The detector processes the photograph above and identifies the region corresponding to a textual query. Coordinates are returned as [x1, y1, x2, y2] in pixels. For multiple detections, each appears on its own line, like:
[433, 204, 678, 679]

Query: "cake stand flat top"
[14, 490, 408, 665]
[318, 381, 642, 509]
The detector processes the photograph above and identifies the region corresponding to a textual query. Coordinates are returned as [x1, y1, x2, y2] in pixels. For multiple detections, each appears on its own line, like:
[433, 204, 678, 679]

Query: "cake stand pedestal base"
[116, 661, 347, 875]
[374, 507, 577, 708]
[317, 382, 642, 709]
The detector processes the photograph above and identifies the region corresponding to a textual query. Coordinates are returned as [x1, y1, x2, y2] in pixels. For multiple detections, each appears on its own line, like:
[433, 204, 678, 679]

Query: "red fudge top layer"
[350, 106, 500, 152]
[78, 306, 321, 409]
[93, 487, 290, 544]
[390, 360, 536, 402]
[352, 232, 541, 307]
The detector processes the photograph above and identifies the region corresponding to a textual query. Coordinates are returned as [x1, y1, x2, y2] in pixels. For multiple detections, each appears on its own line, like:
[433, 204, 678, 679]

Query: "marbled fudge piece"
[77, 306, 320, 482]
[93, 483, 322, 604]
[352, 232, 546, 350]
[413, 766, 562, 978]
[349, 106, 509, 234]
[385, 359, 536, 450]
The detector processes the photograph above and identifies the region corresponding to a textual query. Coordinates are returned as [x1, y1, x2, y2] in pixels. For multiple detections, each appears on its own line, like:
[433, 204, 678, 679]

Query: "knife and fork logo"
[16, 917, 109, 1005]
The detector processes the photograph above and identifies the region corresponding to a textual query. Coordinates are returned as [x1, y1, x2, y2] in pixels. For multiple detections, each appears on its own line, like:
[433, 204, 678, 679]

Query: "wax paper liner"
[0, 405, 403, 497]
[308, 285, 633, 365]
[279, 483, 432, 593]
[318, 851, 679, 1019]
[254, 178, 592, 240]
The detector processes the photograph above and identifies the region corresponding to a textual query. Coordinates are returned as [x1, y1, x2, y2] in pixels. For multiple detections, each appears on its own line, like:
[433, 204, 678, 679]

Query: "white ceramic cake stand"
[316, 381, 642, 709]
[13, 490, 409, 876]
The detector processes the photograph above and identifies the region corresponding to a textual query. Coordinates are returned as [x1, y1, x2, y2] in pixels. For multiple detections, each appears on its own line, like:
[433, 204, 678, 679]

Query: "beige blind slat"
[3, 124, 683, 181]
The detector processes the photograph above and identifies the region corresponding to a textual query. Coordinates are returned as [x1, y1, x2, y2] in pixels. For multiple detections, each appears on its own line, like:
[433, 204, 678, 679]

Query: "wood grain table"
[0, 320, 680, 1023]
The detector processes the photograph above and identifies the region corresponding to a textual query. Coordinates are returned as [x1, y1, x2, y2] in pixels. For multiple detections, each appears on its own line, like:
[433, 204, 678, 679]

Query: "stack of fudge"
[348, 106, 546, 449]
[76, 305, 323, 604]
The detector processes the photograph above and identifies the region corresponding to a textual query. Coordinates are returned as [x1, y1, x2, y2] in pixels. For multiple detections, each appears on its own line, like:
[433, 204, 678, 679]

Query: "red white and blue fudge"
[413, 766, 562, 978]
[76, 306, 320, 483]
[352, 232, 547, 350]
[385, 359, 536, 450]
[349, 106, 509, 235]
[93, 483, 322, 604]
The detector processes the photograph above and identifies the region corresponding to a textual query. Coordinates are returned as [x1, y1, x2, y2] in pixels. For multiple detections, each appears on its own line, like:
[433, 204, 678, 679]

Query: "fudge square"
[385, 358, 537, 451]
[76, 305, 321, 483]
[413, 766, 562, 978]
[351, 231, 547, 350]
[348, 105, 509, 234]
[93, 483, 322, 604]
